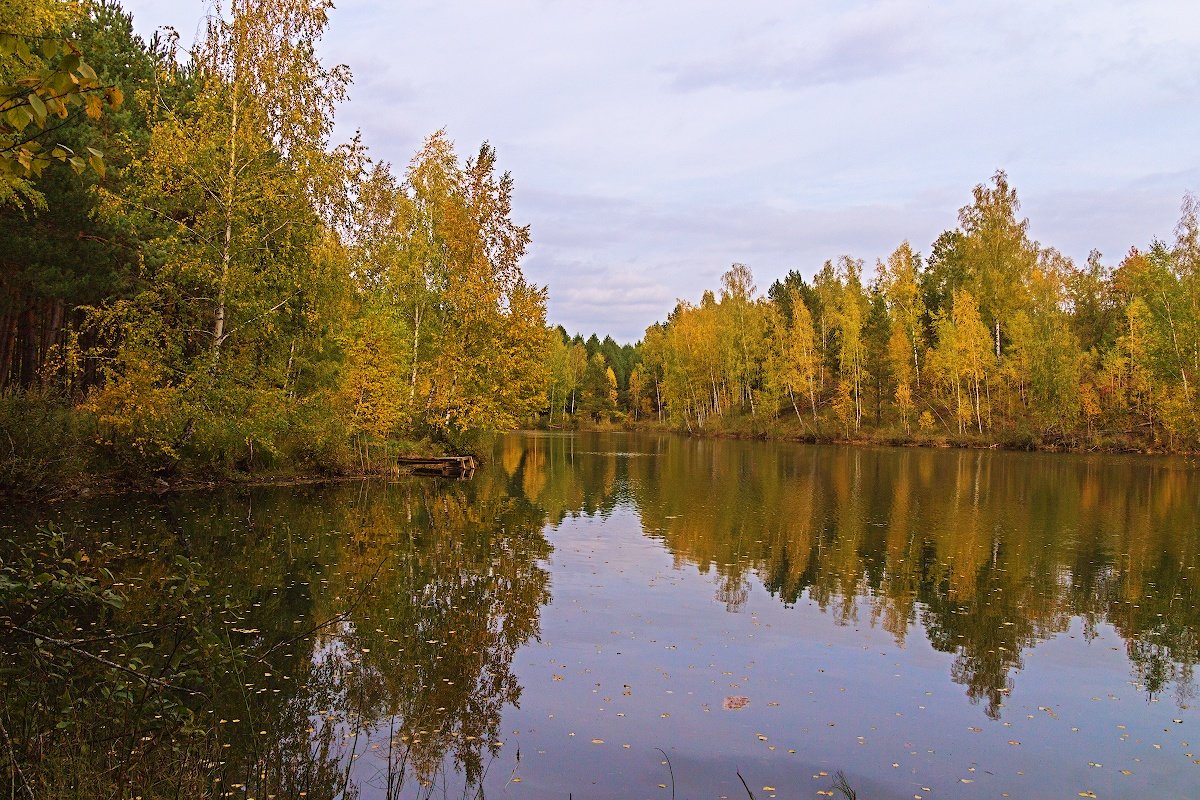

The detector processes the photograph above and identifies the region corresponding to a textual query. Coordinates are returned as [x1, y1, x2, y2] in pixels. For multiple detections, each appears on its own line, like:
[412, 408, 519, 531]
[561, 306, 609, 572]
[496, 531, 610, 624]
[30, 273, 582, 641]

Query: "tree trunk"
[409, 303, 422, 398]
[954, 377, 964, 434]
[973, 375, 983, 434]
[0, 310, 15, 391]
[212, 92, 240, 371]
[18, 305, 37, 388]
[912, 331, 921, 390]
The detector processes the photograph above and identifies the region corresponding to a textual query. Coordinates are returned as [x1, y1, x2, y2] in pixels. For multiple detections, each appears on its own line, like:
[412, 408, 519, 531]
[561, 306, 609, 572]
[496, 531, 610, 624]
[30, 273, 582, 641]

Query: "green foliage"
[0, 386, 90, 494]
[0, 1, 130, 208]
[1, 2, 552, 494]
[0, 524, 236, 797]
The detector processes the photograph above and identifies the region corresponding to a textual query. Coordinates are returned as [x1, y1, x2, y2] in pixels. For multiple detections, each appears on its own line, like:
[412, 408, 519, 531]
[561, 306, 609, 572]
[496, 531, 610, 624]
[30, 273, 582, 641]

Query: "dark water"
[10, 432, 1200, 799]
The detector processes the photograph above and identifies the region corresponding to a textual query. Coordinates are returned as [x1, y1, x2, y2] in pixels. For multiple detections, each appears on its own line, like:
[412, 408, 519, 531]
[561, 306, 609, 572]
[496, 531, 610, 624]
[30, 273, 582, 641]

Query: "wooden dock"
[396, 455, 477, 478]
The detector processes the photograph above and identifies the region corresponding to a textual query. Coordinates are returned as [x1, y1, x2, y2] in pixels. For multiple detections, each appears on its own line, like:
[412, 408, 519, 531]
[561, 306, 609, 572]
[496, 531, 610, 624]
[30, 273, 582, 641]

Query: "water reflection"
[18, 467, 551, 799]
[500, 433, 1200, 718]
[11, 432, 1200, 797]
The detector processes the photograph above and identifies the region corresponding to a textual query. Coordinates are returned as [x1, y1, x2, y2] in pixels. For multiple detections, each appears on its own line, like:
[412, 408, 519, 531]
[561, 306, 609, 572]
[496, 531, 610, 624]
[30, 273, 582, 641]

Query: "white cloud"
[119, 0, 1200, 342]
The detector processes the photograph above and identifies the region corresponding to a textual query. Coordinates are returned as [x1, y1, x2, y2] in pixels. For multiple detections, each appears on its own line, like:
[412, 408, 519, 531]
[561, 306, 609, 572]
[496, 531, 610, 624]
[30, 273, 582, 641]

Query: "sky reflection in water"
[15, 431, 1200, 799]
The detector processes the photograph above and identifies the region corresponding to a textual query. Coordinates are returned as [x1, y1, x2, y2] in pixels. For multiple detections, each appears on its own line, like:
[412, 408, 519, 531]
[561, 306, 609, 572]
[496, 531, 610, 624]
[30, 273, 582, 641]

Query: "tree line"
[549, 172, 1200, 451]
[1, 0, 548, 493]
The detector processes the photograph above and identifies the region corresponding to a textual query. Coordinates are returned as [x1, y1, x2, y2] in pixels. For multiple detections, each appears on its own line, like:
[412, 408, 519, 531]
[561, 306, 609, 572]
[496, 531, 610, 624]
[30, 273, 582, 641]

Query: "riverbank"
[0, 404, 468, 505]
[11, 469, 395, 504]
[6, 411, 1191, 505]
[559, 414, 1196, 457]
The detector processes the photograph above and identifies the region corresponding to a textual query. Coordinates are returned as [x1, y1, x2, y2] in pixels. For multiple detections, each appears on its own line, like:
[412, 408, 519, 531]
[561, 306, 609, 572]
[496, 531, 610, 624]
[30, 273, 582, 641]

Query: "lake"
[9, 431, 1200, 799]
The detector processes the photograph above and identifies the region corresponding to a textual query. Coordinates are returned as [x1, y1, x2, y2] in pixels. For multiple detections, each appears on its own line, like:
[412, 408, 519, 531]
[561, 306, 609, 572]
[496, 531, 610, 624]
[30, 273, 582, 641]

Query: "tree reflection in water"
[502, 432, 1200, 719]
[10, 432, 1198, 796]
[39, 465, 553, 799]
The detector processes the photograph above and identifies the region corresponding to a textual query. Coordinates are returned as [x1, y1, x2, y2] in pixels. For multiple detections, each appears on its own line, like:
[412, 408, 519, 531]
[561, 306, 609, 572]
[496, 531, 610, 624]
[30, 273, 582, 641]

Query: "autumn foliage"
[555, 172, 1200, 453]
[1, 1, 548, 490]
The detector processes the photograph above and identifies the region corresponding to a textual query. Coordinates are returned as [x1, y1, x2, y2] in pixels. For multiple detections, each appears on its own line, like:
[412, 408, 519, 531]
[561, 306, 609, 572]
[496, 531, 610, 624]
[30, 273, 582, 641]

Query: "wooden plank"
[398, 455, 477, 478]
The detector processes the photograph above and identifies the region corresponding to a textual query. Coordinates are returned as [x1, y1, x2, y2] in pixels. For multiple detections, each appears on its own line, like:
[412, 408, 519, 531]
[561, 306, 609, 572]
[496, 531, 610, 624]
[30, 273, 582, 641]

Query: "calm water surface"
[12, 432, 1200, 799]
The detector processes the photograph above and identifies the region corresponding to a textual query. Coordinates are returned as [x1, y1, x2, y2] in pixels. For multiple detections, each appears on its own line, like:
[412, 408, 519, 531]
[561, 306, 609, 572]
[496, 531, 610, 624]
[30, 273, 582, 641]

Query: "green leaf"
[77, 61, 98, 84]
[5, 106, 32, 130]
[27, 91, 46, 125]
[87, 152, 105, 179]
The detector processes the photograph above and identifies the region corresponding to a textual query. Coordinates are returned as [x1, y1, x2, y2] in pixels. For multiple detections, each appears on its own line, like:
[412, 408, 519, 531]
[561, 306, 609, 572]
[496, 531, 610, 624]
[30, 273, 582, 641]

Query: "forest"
[551, 176, 1200, 454]
[4, 0, 1200, 507]
[1, 0, 548, 496]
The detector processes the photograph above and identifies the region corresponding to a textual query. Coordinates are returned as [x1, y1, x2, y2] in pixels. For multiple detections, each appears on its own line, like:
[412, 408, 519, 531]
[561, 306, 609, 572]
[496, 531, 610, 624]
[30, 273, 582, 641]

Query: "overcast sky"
[120, 0, 1200, 342]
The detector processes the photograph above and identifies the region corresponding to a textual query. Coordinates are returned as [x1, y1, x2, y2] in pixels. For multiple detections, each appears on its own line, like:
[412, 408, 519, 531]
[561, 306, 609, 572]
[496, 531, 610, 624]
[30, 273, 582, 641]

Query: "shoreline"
[557, 419, 1199, 459]
[3, 465, 445, 506]
[8, 425, 1195, 505]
